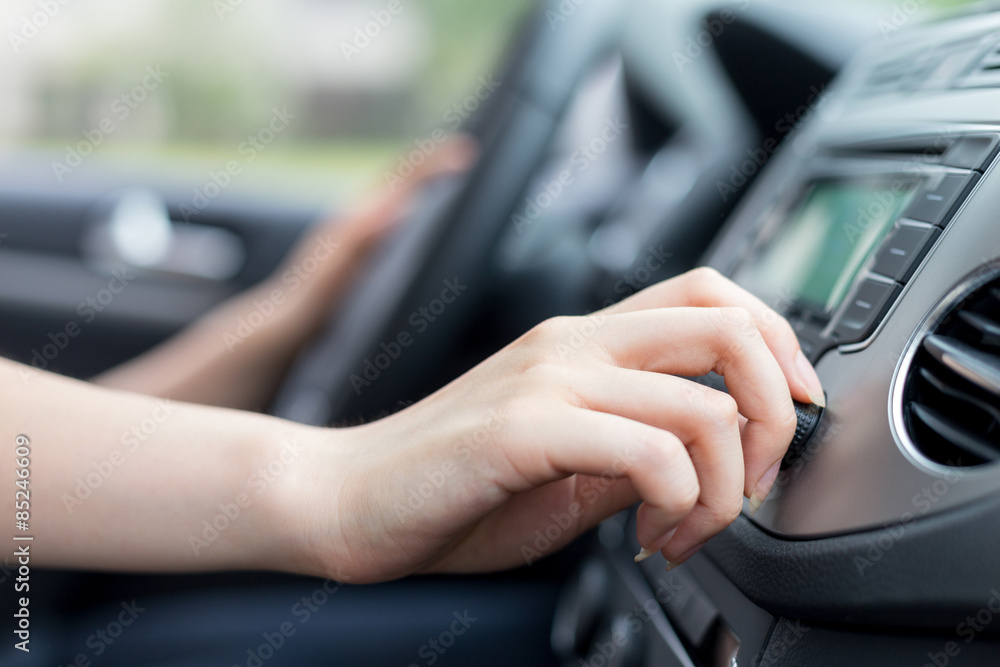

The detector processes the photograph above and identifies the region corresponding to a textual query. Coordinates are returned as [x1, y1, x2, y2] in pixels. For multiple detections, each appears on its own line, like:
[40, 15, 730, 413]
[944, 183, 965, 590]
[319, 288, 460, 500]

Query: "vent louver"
[902, 278, 1000, 467]
[960, 40, 1000, 88]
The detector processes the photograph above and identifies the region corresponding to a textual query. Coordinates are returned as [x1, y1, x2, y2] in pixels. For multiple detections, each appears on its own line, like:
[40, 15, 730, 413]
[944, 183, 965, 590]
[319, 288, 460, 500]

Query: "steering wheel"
[270, 0, 815, 426]
[271, 0, 626, 425]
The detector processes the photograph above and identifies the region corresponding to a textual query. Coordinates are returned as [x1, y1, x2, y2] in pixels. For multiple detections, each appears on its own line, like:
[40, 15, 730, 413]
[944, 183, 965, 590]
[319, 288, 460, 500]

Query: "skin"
[93, 137, 478, 411]
[2, 135, 825, 580]
[1, 268, 823, 581]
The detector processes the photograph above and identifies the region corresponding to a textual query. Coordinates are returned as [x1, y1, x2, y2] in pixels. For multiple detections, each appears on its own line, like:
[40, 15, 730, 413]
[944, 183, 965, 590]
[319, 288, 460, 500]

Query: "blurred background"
[0, 0, 982, 211]
[0, 0, 534, 208]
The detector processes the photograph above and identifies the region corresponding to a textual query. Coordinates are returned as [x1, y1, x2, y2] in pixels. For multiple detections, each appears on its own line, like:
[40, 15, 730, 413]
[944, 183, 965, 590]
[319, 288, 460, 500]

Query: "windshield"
[0, 0, 534, 207]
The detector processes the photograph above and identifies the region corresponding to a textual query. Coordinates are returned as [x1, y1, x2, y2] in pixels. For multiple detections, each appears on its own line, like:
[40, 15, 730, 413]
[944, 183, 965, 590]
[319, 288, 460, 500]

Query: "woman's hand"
[94, 136, 476, 410]
[288, 268, 826, 583]
[272, 136, 478, 339]
[8, 267, 822, 581]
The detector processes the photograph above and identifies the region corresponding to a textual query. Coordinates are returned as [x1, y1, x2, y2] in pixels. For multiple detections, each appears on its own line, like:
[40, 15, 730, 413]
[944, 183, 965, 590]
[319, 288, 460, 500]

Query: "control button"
[871, 223, 940, 283]
[903, 172, 975, 225]
[833, 279, 902, 344]
[794, 320, 825, 360]
[944, 134, 1000, 170]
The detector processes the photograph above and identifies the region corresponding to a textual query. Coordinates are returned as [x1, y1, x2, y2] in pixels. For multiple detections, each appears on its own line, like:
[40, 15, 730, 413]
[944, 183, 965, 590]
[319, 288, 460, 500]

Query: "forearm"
[92, 278, 324, 411]
[92, 138, 475, 410]
[1, 358, 325, 574]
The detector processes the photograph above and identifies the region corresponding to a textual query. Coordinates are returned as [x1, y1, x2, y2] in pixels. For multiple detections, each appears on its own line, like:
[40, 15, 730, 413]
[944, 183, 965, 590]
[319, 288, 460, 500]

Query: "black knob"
[783, 400, 824, 468]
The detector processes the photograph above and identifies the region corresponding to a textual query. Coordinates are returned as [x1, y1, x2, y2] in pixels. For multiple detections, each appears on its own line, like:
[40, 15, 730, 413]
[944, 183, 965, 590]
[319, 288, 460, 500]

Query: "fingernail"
[749, 460, 782, 515]
[634, 547, 657, 563]
[664, 545, 701, 571]
[634, 528, 677, 563]
[795, 350, 826, 408]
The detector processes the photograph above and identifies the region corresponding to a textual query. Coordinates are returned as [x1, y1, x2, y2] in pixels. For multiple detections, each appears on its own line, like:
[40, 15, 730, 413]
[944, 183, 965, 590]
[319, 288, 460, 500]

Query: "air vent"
[900, 275, 1000, 467]
[960, 38, 1000, 88]
[858, 33, 992, 96]
[862, 58, 913, 95]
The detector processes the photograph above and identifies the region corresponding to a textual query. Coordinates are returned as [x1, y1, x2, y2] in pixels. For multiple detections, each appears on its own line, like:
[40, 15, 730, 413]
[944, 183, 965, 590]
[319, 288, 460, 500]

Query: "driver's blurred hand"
[274, 135, 479, 340]
[94, 135, 477, 411]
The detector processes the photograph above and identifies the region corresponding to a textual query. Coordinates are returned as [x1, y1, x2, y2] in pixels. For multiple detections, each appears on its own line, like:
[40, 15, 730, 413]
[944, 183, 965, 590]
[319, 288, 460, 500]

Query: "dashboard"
[562, 8, 1000, 667]
[2, 2, 999, 665]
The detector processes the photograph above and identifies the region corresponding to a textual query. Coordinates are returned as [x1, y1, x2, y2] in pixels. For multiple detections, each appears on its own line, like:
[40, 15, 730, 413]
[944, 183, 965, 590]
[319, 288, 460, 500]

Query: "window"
[0, 0, 534, 206]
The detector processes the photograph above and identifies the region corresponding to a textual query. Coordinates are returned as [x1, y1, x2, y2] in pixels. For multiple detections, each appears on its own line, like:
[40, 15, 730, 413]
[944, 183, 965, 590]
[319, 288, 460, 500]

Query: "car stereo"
[728, 132, 997, 363]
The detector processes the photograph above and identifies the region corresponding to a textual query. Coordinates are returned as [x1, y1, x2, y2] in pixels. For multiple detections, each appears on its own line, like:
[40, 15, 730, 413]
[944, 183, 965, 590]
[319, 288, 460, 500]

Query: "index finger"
[604, 267, 826, 408]
[588, 307, 797, 504]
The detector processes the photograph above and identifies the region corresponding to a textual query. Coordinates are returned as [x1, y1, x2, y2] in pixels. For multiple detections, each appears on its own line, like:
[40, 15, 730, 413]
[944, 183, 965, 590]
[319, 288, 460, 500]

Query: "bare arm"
[90, 219, 375, 412]
[93, 138, 476, 411]
[2, 269, 824, 581]
[4, 357, 323, 573]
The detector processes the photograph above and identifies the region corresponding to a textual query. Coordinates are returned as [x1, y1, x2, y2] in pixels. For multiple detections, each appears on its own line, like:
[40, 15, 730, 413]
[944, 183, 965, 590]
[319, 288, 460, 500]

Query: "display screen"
[734, 179, 918, 316]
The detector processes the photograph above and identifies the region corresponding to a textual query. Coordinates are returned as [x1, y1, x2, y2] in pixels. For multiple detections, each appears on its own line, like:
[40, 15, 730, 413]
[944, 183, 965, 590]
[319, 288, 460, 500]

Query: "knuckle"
[700, 390, 740, 429]
[518, 358, 569, 395]
[636, 432, 700, 516]
[758, 304, 780, 328]
[634, 430, 676, 471]
[761, 304, 796, 341]
[715, 306, 756, 334]
[523, 315, 602, 359]
[515, 318, 575, 368]
[777, 401, 798, 443]
[665, 472, 701, 518]
[526, 315, 573, 343]
[688, 266, 724, 286]
[706, 308, 760, 375]
[707, 493, 745, 527]
[499, 394, 541, 423]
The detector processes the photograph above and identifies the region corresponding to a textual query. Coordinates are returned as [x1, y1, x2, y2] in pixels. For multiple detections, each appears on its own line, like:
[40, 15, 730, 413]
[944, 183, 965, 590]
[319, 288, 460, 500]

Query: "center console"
[563, 8, 1000, 667]
[708, 11, 1000, 538]
[729, 132, 993, 363]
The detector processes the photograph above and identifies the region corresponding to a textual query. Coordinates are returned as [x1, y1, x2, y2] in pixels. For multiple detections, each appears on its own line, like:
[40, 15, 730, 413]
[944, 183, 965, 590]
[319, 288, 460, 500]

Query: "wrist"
[255, 419, 364, 579]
